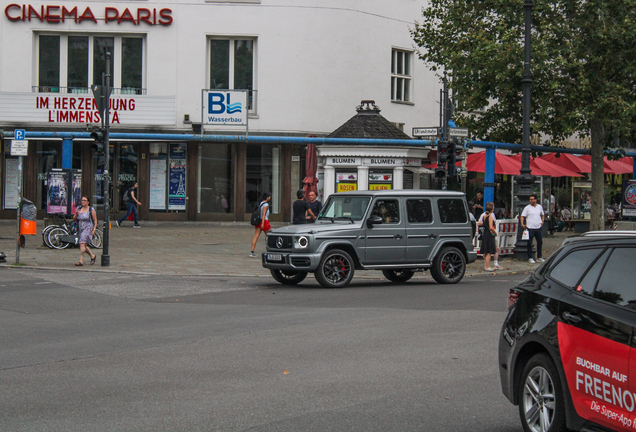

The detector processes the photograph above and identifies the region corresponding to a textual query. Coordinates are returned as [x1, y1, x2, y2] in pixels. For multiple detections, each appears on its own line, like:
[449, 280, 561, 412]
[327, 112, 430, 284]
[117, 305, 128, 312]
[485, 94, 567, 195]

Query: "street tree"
[412, 0, 636, 231]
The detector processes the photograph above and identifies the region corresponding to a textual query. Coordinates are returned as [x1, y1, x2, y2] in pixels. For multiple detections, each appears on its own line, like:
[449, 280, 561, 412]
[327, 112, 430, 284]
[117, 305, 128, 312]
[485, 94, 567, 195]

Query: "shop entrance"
[91, 142, 139, 214]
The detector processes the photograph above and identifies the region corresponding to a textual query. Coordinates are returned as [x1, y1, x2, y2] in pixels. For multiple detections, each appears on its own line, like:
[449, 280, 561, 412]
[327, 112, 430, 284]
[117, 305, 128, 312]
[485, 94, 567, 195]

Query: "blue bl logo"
[208, 93, 242, 114]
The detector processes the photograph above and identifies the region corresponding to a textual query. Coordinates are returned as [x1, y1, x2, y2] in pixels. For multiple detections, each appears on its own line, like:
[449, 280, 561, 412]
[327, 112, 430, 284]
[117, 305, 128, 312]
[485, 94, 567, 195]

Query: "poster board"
[622, 180, 636, 218]
[150, 158, 167, 210]
[3, 157, 19, 209]
[168, 144, 187, 210]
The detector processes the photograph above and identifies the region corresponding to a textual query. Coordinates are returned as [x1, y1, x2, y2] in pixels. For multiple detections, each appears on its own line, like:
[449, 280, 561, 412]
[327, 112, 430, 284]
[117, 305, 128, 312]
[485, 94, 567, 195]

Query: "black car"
[499, 233, 636, 432]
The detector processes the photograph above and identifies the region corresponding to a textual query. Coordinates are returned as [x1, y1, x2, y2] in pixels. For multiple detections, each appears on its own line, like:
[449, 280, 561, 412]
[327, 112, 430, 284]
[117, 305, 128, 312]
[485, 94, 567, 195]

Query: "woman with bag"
[481, 202, 498, 272]
[250, 192, 272, 257]
[73, 196, 98, 266]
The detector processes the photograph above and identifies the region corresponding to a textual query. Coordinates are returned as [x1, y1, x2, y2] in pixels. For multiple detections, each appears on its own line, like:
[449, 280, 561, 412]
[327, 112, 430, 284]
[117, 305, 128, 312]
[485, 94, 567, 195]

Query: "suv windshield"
[318, 196, 371, 221]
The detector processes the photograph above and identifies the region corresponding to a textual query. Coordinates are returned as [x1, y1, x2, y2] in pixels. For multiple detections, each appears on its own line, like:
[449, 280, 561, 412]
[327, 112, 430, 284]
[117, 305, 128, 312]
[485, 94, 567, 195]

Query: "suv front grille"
[268, 235, 293, 249]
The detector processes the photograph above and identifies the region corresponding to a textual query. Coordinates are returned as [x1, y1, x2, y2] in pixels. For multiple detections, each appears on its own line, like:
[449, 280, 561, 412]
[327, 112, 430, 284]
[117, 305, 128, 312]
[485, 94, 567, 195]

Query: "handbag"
[522, 229, 530, 240]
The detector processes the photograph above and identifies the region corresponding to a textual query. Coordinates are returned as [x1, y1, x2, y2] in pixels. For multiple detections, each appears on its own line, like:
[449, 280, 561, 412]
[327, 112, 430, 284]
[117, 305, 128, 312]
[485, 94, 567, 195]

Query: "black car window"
[576, 248, 611, 295]
[548, 248, 604, 288]
[371, 199, 400, 224]
[437, 199, 467, 224]
[406, 199, 433, 223]
[594, 247, 636, 308]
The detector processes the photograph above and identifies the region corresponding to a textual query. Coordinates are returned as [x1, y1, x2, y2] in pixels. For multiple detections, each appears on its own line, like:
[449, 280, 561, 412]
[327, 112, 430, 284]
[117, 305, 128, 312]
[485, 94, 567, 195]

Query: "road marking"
[34, 282, 52, 285]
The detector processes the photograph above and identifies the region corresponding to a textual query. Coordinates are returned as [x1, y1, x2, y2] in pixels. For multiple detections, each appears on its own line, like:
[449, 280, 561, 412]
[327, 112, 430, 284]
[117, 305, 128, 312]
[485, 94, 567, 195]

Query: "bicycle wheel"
[90, 229, 103, 249]
[42, 225, 56, 248]
[47, 227, 71, 250]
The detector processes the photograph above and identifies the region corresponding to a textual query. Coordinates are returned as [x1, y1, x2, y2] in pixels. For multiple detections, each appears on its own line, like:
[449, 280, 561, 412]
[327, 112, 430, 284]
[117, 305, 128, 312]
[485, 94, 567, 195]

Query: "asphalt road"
[0, 269, 528, 432]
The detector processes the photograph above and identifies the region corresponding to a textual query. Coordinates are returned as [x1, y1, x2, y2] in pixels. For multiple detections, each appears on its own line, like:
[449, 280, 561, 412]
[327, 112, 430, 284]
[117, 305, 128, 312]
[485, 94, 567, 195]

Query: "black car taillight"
[508, 290, 520, 308]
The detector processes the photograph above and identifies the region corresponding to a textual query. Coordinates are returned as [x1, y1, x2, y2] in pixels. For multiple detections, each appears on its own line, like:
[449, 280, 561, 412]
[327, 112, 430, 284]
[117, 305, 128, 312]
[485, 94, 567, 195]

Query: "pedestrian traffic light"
[90, 129, 106, 153]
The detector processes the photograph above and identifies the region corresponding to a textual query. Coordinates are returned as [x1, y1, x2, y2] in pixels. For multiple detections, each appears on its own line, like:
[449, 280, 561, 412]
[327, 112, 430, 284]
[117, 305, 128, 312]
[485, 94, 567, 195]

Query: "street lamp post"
[513, 0, 536, 259]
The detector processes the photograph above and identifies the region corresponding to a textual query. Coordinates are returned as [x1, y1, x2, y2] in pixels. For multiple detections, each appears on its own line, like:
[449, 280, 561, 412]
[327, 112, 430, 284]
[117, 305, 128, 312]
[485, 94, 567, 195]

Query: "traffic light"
[438, 140, 451, 164]
[435, 167, 446, 179]
[90, 129, 106, 153]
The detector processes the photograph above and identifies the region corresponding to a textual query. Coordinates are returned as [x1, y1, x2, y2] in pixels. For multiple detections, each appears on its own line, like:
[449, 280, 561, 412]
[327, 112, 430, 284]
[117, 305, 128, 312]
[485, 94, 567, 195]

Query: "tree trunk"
[590, 118, 605, 232]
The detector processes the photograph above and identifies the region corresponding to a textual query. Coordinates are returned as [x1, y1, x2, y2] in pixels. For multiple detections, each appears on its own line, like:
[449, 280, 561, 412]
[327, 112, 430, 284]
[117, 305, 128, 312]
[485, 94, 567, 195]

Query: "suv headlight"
[295, 236, 309, 249]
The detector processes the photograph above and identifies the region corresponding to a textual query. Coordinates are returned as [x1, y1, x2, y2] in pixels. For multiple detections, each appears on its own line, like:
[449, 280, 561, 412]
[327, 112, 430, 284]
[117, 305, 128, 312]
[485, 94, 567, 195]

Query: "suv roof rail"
[581, 230, 636, 237]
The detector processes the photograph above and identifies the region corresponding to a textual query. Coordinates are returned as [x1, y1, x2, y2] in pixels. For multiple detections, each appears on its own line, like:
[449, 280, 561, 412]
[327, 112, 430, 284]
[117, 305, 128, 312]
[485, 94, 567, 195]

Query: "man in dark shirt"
[292, 190, 314, 224]
[306, 191, 322, 223]
[469, 190, 484, 220]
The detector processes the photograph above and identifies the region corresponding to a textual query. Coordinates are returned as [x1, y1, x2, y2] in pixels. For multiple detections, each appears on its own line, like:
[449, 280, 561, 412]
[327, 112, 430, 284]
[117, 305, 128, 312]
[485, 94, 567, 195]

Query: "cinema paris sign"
[4, 3, 173, 25]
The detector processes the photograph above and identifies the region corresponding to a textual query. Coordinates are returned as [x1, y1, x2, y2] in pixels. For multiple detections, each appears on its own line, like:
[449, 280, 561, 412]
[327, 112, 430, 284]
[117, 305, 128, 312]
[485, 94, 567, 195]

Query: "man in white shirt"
[521, 194, 545, 264]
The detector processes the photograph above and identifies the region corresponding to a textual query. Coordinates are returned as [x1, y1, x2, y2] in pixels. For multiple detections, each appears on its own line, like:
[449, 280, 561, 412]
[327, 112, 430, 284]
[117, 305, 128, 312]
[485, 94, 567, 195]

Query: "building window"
[36, 34, 145, 95]
[39, 35, 60, 91]
[210, 38, 256, 112]
[391, 48, 412, 103]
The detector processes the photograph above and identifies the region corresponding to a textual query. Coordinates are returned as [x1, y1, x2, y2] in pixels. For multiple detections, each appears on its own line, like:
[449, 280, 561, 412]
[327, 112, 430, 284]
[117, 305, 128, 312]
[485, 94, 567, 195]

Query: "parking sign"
[14, 129, 25, 140]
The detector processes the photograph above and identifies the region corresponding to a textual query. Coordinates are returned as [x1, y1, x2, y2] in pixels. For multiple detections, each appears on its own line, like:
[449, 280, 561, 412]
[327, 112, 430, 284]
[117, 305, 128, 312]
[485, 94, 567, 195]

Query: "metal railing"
[32, 86, 147, 95]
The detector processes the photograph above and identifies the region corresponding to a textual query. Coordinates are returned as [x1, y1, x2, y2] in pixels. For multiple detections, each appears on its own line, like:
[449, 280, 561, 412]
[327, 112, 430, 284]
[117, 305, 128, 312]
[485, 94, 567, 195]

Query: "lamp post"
[513, 0, 536, 259]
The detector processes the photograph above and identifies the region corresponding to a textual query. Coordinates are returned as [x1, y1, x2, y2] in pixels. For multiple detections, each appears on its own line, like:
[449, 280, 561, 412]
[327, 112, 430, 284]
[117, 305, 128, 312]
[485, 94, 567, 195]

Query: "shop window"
[246, 144, 280, 214]
[36, 34, 145, 94]
[117, 144, 139, 211]
[198, 144, 233, 213]
[369, 170, 393, 190]
[391, 48, 412, 103]
[36, 142, 59, 210]
[336, 171, 357, 192]
[210, 38, 256, 112]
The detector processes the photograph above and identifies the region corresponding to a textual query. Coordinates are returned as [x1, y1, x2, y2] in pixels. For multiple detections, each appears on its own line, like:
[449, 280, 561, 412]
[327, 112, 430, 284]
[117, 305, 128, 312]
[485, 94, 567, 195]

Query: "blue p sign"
[15, 129, 25, 140]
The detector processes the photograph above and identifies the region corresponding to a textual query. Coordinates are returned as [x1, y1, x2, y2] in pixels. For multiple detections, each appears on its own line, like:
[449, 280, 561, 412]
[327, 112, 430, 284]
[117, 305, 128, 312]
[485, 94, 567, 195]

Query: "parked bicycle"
[42, 213, 103, 250]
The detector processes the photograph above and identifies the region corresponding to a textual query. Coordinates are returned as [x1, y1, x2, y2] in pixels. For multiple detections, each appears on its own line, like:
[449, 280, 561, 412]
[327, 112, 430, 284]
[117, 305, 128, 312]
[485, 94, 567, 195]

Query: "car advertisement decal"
[558, 322, 633, 430]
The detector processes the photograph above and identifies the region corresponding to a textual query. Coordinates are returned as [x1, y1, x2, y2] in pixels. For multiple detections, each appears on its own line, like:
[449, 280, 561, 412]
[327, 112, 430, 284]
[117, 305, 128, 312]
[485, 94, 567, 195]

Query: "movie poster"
[70, 170, 82, 214]
[168, 144, 186, 210]
[47, 169, 69, 214]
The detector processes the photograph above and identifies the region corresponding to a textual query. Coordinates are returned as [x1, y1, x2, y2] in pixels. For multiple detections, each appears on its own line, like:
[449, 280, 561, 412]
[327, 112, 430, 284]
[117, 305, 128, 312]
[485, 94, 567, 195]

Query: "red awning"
[578, 155, 630, 175]
[509, 154, 582, 177]
[463, 151, 551, 176]
[538, 153, 592, 173]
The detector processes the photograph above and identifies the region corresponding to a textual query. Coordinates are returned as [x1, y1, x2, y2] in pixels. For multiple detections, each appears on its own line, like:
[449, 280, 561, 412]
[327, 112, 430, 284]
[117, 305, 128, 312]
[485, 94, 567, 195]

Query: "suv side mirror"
[366, 215, 383, 229]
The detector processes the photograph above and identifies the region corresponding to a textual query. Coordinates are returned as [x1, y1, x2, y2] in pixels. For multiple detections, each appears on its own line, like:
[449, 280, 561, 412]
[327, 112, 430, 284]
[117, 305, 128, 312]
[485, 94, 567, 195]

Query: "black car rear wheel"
[315, 249, 355, 288]
[270, 269, 308, 285]
[518, 353, 566, 432]
[382, 269, 415, 283]
[430, 246, 465, 284]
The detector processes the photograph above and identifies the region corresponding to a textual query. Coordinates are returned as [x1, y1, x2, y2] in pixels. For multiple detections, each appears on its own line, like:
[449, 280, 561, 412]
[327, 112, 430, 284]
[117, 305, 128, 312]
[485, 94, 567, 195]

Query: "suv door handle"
[429, 234, 437, 239]
[562, 311, 582, 324]
[394, 234, 403, 240]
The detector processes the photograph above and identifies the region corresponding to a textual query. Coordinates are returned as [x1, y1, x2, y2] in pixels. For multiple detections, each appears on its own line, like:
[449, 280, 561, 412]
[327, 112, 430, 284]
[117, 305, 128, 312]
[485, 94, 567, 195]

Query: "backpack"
[123, 188, 131, 203]
[250, 202, 264, 226]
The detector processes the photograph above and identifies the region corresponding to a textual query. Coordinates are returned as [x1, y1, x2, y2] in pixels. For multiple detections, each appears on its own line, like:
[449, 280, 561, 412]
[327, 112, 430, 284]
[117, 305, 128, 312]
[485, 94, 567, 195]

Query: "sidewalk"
[0, 220, 575, 279]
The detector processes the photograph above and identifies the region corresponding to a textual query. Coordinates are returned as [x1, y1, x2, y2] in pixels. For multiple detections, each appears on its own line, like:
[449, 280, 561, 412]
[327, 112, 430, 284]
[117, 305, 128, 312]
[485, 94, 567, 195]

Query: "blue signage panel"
[14, 129, 25, 140]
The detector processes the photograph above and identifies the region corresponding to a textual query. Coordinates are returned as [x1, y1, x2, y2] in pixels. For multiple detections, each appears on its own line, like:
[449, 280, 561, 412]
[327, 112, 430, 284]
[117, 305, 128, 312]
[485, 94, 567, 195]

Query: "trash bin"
[20, 198, 37, 236]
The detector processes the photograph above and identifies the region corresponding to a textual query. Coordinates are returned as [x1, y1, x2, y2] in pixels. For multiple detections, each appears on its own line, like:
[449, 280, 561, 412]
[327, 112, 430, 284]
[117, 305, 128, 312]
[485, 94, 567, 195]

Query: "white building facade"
[0, 0, 438, 221]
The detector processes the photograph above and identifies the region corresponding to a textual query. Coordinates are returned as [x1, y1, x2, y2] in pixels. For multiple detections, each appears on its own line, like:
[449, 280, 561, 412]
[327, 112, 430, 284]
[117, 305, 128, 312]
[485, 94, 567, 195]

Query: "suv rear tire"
[430, 246, 465, 284]
[315, 249, 355, 288]
[518, 353, 566, 432]
[270, 269, 308, 285]
[382, 269, 415, 283]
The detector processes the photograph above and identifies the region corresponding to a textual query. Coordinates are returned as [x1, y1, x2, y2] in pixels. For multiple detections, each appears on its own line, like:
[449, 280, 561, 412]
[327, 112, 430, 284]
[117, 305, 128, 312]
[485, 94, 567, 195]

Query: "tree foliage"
[412, 0, 636, 229]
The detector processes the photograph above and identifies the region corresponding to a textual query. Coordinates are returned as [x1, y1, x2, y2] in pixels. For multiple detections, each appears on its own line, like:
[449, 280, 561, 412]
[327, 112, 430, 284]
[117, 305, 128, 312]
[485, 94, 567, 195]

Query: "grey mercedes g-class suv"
[262, 190, 477, 288]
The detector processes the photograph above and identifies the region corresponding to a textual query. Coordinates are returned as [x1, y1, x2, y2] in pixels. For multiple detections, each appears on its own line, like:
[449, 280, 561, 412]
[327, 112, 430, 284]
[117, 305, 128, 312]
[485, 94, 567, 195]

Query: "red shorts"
[261, 220, 271, 231]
